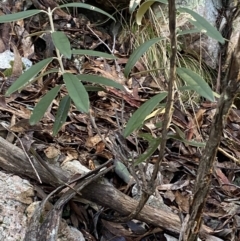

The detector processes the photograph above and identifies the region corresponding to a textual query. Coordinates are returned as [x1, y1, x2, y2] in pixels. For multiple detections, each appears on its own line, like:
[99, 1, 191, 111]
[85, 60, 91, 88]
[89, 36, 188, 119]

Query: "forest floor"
[0, 1, 240, 241]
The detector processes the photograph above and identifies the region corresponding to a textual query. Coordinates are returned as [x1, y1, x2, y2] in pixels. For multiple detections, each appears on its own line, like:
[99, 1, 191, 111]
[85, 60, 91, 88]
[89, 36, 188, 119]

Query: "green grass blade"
[123, 92, 167, 137]
[0, 10, 42, 23]
[30, 85, 61, 125]
[178, 8, 225, 44]
[177, 28, 200, 35]
[63, 73, 89, 113]
[134, 137, 161, 166]
[52, 32, 71, 59]
[177, 67, 215, 102]
[168, 134, 206, 147]
[57, 3, 115, 21]
[139, 133, 156, 142]
[5, 58, 53, 96]
[77, 74, 124, 90]
[53, 95, 71, 136]
[72, 49, 116, 59]
[124, 37, 164, 77]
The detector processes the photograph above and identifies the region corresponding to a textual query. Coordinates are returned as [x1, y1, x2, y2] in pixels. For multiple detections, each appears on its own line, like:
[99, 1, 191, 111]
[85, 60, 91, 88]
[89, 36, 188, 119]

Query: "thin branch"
[183, 35, 240, 241]
[151, 0, 177, 182]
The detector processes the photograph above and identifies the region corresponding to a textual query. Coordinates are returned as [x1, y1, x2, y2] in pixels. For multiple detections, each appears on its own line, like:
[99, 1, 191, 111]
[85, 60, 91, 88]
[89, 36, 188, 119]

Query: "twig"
[218, 147, 240, 164]
[89, 110, 112, 151]
[86, 25, 112, 53]
[86, 24, 120, 71]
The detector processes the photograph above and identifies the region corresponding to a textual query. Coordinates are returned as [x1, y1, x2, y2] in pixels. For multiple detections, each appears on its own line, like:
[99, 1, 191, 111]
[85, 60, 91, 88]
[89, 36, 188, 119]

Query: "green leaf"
[0, 10, 42, 23]
[169, 123, 205, 147]
[178, 8, 225, 44]
[134, 137, 161, 166]
[139, 133, 156, 142]
[57, 3, 115, 21]
[84, 86, 105, 92]
[136, 0, 168, 25]
[177, 67, 215, 102]
[173, 124, 185, 139]
[30, 85, 61, 125]
[114, 159, 132, 184]
[16, 68, 60, 93]
[72, 49, 116, 59]
[124, 37, 164, 77]
[177, 28, 200, 36]
[77, 74, 124, 90]
[123, 92, 167, 137]
[5, 58, 53, 96]
[167, 134, 205, 147]
[63, 73, 89, 113]
[52, 32, 71, 59]
[53, 95, 71, 136]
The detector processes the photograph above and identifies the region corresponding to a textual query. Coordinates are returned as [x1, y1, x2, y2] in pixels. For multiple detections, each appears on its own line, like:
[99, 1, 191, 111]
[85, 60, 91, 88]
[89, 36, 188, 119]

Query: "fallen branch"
[0, 136, 211, 237]
[0, 136, 69, 186]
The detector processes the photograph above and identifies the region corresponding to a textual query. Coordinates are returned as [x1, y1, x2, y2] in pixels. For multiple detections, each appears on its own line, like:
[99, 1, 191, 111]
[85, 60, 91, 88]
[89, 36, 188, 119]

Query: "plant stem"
[151, 0, 177, 182]
[48, 7, 65, 73]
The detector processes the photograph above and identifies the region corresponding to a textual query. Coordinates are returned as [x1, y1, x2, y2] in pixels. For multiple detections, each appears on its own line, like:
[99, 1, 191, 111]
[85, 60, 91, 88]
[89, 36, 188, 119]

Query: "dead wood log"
[81, 182, 181, 234]
[0, 136, 69, 186]
[0, 136, 211, 237]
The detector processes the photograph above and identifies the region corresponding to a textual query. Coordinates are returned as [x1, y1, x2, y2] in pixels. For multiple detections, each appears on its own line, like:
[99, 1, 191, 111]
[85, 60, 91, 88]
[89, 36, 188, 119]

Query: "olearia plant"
[0, 3, 124, 135]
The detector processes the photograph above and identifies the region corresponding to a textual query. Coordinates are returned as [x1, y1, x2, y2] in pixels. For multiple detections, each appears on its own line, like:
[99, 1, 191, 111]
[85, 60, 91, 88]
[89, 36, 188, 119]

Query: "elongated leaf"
[139, 132, 156, 142]
[123, 92, 167, 137]
[124, 37, 164, 77]
[134, 137, 161, 166]
[168, 134, 205, 147]
[114, 159, 132, 184]
[0, 10, 42, 23]
[136, 0, 168, 25]
[53, 95, 71, 136]
[52, 32, 71, 59]
[57, 3, 115, 21]
[30, 86, 61, 125]
[77, 74, 124, 90]
[5, 58, 53, 96]
[16, 68, 59, 93]
[85, 86, 105, 92]
[72, 49, 116, 59]
[63, 73, 89, 113]
[178, 8, 224, 44]
[177, 28, 200, 36]
[177, 67, 215, 102]
[173, 124, 185, 139]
